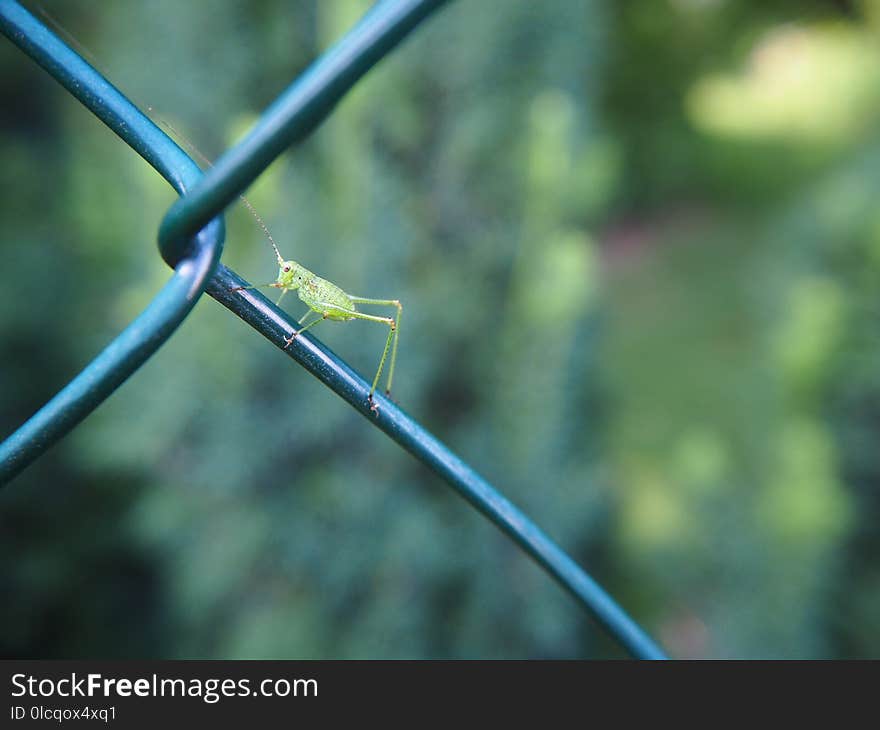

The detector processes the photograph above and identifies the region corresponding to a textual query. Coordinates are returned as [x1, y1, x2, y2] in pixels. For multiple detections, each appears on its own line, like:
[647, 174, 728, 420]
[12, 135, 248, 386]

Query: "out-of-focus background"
[2, 0, 879, 659]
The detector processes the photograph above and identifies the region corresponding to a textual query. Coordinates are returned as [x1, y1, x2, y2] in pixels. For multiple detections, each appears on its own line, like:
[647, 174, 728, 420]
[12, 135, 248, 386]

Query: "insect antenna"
[32, 10, 288, 270]
[237, 195, 285, 266]
[147, 108, 285, 266]
[36, 5, 101, 67]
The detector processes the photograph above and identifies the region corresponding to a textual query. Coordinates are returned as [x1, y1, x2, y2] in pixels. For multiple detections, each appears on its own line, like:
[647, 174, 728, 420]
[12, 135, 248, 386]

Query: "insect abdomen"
[300, 273, 355, 320]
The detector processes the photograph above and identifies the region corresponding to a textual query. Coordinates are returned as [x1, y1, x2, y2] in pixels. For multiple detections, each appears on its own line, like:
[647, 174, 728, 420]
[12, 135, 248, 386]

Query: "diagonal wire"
[211, 266, 668, 660]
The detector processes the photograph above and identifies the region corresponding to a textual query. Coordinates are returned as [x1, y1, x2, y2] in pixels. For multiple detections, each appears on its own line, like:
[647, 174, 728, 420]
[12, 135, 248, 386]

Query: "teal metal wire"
[0, 0, 225, 482]
[0, 0, 668, 660]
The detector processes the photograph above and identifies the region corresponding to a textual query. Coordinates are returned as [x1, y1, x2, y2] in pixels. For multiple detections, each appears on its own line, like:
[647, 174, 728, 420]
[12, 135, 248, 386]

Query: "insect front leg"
[230, 281, 281, 293]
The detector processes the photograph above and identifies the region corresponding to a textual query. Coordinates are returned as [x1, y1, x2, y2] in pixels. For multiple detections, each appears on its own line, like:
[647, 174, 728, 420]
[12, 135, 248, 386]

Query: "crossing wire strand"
[0, 0, 668, 660]
[0, 0, 225, 483]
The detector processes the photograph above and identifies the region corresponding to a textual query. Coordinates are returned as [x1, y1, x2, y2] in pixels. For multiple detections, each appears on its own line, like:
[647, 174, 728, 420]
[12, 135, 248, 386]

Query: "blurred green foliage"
[2, 0, 880, 658]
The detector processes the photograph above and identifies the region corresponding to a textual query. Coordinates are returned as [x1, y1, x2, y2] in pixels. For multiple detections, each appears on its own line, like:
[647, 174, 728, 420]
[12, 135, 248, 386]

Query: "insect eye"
[283, 265, 291, 273]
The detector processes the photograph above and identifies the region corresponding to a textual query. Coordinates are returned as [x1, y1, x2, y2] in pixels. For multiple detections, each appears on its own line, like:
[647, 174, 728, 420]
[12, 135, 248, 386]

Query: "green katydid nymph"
[139, 111, 401, 412]
[231, 204, 401, 414]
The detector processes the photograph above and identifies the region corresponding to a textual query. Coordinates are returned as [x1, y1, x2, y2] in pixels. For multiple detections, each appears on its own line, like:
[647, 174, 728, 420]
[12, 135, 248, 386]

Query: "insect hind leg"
[349, 297, 402, 397]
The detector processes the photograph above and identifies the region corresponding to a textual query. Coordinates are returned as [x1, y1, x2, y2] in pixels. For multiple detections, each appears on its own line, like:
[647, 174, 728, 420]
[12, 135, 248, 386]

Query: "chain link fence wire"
[0, 0, 667, 660]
